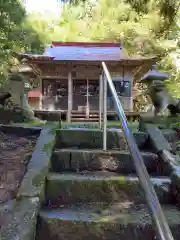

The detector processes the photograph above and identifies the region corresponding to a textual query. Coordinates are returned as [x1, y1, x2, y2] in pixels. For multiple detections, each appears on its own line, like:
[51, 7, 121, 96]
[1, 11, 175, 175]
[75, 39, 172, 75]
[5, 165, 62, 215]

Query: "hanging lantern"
[141, 65, 169, 82]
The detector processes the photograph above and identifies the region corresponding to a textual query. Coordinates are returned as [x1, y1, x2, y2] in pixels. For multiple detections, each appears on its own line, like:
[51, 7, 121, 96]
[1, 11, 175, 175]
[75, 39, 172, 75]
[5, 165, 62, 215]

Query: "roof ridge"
[51, 41, 121, 48]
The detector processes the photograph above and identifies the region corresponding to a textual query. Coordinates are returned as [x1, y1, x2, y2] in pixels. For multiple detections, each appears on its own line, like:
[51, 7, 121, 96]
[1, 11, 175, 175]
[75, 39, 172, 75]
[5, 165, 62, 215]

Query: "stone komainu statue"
[0, 73, 19, 104]
[3, 72, 37, 121]
[6, 72, 24, 107]
[148, 80, 180, 116]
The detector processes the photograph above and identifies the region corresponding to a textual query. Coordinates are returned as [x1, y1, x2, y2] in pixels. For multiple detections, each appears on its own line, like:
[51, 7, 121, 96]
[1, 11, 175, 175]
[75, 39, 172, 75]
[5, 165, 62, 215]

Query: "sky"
[24, 0, 62, 15]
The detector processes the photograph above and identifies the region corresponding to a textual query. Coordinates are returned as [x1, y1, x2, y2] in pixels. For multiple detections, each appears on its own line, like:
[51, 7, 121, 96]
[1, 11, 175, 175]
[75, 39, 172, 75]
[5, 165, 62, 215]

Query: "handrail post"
[67, 70, 72, 122]
[99, 74, 103, 129]
[103, 72, 107, 151]
[86, 77, 89, 118]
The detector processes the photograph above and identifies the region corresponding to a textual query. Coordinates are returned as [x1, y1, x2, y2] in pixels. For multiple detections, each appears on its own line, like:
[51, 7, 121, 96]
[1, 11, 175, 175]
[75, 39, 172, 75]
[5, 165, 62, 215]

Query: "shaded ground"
[165, 125, 180, 154]
[172, 132, 180, 155]
[0, 131, 37, 204]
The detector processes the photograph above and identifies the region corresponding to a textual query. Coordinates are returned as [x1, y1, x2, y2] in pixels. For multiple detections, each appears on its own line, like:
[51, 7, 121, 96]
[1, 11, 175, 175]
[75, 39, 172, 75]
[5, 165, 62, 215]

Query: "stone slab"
[163, 129, 178, 143]
[51, 149, 70, 172]
[51, 149, 162, 174]
[70, 150, 160, 173]
[37, 204, 180, 240]
[139, 115, 180, 127]
[139, 123, 180, 208]
[55, 129, 148, 150]
[142, 124, 172, 152]
[45, 173, 171, 206]
[171, 166, 180, 207]
[17, 127, 56, 201]
[0, 197, 40, 240]
[0, 109, 25, 124]
[0, 125, 41, 136]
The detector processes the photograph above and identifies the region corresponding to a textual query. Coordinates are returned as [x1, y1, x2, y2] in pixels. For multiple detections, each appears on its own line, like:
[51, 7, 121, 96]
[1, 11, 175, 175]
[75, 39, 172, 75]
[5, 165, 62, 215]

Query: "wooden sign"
[111, 71, 122, 77]
[37, 64, 69, 77]
[75, 66, 101, 79]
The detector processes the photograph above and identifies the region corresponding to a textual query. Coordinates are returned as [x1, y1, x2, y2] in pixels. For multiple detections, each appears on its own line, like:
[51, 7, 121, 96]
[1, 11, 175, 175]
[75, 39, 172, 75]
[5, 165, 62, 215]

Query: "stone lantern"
[140, 65, 170, 116]
[141, 65, 169, 85]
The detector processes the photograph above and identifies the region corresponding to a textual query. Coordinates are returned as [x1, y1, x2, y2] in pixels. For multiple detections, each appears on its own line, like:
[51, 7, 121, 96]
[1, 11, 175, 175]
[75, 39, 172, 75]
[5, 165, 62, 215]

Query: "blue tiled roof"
[43, 45, 122, 61]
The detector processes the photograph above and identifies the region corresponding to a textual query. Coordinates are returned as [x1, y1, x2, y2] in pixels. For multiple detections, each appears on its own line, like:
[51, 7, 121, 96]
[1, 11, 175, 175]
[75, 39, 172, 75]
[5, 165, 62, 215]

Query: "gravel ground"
[0, 131, 37, 204]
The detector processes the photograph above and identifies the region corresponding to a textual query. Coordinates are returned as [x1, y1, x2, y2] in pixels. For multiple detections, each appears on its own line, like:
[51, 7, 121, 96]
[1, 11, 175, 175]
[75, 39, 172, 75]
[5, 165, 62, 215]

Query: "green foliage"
[43, 140, 54, 153]
[0, 0, 44, 86]
[49, 0, 179, 58]
[1, 0, 180, 100]
[43, 125, 60, 153]
[55, 0, 180, 99]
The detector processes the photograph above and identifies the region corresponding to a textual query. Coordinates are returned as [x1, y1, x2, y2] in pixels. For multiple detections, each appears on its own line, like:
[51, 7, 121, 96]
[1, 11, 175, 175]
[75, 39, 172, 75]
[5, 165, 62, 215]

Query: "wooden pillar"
[39, 76, 42, 93]
[39, 76, 43, 110]
[67, 70, 72, 122]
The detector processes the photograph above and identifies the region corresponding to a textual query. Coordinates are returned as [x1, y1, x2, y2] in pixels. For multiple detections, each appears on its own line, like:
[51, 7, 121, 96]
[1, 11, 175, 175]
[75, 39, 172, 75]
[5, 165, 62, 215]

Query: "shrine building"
[15, 41, 157, 122]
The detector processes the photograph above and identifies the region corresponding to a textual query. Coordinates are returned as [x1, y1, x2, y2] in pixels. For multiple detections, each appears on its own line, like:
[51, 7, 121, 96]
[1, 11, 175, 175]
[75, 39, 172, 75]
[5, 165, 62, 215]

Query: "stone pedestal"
[8, 75, 24, 108]
[22, 93, 35, 119]
[7, 73, 38, 121]
[22, 82, 39, 121]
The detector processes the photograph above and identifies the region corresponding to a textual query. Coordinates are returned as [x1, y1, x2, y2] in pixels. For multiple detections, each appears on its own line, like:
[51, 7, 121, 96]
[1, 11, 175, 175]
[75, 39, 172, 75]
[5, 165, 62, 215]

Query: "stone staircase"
[36, 128, 180, 240]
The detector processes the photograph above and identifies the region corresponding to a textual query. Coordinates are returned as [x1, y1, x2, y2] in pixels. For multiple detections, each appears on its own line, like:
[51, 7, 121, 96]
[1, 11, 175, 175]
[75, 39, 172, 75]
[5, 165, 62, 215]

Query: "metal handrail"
[101, 61, 174, 240]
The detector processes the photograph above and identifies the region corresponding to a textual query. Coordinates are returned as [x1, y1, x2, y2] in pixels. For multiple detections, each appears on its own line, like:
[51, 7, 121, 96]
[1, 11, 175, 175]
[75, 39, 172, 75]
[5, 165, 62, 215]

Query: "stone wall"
[0, 108, 26, 124]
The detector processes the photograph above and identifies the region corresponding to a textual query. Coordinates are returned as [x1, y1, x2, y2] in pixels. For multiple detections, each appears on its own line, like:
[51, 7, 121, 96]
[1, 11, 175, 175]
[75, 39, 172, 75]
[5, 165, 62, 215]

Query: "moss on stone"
[46, 174, 170, 207]
[1, 197, 40, 240]
[18, 127, 56, 202]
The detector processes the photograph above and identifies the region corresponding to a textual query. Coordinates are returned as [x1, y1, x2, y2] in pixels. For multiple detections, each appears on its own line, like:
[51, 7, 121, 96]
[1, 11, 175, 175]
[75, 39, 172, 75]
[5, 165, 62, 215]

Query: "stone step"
[71, 118, 99, 122]
[51, 149, 168, 175]
[37, 203, 180, 240]
[55, 129, 148, 150]
[44, 173, 172, 207]
[163, 129, 178, 143]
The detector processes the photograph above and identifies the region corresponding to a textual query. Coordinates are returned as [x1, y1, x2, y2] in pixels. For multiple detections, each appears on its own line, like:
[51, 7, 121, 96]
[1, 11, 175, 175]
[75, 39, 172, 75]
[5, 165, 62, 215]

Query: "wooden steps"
[71, 112, 100, 122]
[70, 110, 140, 122]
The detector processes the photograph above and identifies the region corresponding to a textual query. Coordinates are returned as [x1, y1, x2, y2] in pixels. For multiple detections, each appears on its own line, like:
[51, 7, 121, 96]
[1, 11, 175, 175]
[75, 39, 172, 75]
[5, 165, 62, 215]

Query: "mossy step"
[142, 124, 172, 152]
[37, 203, 180, 240]
[60, 122, 139, 130]
[55, 129, 148, 150]
[44, 173, 171, 207]
[162, 129, 178, 143]
[51, 149, 166, 175]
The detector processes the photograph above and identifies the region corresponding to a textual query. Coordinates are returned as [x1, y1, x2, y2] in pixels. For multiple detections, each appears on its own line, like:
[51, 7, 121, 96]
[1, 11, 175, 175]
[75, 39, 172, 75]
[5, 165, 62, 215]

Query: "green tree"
[0, 0, 44, 85]
[50, 0, 180, 102]
[1, 0, 180, 99]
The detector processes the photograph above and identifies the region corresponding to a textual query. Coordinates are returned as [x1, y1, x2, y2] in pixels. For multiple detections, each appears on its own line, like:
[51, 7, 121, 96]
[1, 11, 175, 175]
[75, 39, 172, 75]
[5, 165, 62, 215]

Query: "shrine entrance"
[72, 78, 99, 118]
[42, 79, 68, 110]
[41, 76, 132, 114]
